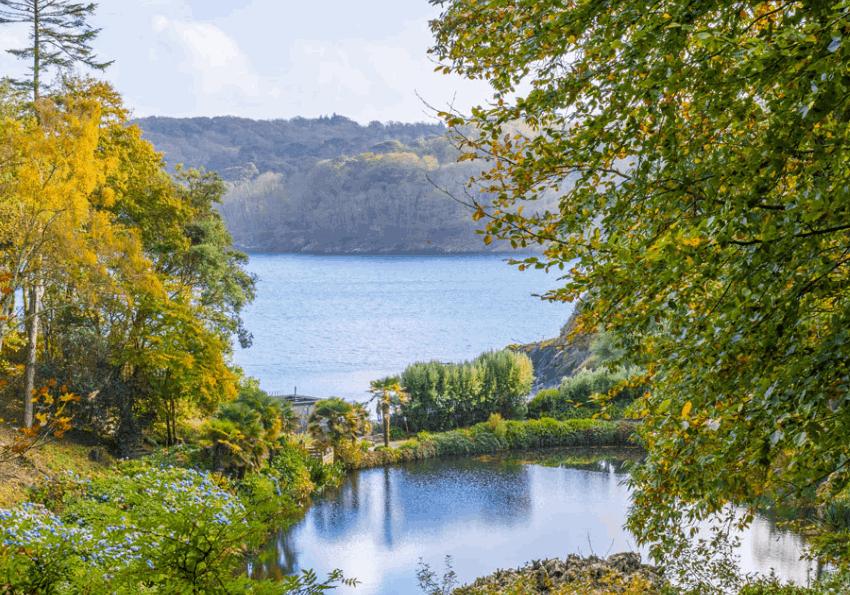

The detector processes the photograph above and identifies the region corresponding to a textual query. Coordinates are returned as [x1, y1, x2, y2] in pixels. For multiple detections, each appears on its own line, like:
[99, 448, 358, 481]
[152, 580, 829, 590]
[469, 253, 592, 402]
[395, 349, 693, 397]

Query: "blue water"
[251, 451, 814, 594]
[232, 254, 570, 401]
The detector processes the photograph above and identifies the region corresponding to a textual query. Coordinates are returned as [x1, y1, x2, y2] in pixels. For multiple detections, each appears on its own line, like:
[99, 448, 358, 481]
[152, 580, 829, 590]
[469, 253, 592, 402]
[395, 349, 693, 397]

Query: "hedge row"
[347, 417, 638, 470]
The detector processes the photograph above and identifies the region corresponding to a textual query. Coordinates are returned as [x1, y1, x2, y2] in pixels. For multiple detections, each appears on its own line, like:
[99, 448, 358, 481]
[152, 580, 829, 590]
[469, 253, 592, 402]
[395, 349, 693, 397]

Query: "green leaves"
[430, 0, 850, 567]
[401, 350, 533, 432]
[6, 463, 353, 594]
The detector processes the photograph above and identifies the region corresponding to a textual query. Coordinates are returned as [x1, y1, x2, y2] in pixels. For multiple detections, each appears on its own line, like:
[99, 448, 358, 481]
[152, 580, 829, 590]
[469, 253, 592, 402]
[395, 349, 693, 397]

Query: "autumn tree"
[0, 90, 150, 428]
[0, 0, 111, 100]
[429, 0, 850, 567]
[0, 78, 254, 452]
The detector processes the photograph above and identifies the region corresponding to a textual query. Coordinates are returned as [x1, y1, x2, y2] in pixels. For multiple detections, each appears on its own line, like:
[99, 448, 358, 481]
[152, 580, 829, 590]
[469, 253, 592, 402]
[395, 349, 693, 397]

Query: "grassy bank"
[340, 417, 637, 469]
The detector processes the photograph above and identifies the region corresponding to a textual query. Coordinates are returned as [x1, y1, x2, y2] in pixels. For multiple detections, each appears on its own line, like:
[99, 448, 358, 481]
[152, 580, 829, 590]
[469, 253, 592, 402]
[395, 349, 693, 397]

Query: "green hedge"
[351, 418, 637, 469]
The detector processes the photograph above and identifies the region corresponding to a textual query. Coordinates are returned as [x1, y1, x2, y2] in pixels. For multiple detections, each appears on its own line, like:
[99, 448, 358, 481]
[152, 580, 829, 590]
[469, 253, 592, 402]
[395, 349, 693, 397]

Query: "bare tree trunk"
[23, 282, 44, 428]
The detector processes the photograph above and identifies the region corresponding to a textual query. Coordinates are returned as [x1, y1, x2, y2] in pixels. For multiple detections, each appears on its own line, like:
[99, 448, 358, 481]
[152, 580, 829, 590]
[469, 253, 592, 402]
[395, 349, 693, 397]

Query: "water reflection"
[253, 448, 814, 595]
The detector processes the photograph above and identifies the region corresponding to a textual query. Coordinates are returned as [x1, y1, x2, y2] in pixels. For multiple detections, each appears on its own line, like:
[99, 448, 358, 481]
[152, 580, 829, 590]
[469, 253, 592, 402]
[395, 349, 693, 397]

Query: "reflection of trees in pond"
[249, 530, 299, 579]
[258, 447, 636, 580]
[382, 467, 395, 549]
[502, 447, 643, 474]
[393, 458, 533, 530]
[311, 471, 365, 539]
[749, 516, 810, 578]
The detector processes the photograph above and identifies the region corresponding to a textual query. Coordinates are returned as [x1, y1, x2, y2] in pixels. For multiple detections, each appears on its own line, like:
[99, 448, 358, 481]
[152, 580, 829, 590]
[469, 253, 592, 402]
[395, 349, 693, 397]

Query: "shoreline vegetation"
[349, 418, 637, 470]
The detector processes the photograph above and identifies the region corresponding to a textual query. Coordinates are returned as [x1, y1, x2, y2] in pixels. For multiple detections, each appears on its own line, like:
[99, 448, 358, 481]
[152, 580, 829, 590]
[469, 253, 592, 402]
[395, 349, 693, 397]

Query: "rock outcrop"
[457, 553, 664, 594]
[510, 308, 594, 393]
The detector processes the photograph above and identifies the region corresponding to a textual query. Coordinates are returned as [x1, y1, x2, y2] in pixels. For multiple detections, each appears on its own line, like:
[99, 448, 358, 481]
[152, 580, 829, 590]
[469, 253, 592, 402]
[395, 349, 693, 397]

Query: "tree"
[0, 78, 255, 450]
[400, 350, 532, 432]
[0, 0, 111, 100]
[202, 381, 297, 472]
[369, 376, 404, 447]
[308, 398, 369, 451]
[0, 90, 149, 428]
[429, 0, 850, 566]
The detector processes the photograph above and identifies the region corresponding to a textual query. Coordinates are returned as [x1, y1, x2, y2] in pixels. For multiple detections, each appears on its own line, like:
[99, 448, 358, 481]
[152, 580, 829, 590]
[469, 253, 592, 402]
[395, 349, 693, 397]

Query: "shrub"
[504, 420, 530, 449]
[433, 430, 476, 456]
[527, 366, 647, 421]
[401, 350, 534, 432]
[398, 439, 421, 451]
[737, 569, 850, 595]
[486, 412, 507, 438]
[331, 440, 364, 469]
[10, 463, 354, 594]
[346, 418, 629, 470]
[19, 465, 280, 593]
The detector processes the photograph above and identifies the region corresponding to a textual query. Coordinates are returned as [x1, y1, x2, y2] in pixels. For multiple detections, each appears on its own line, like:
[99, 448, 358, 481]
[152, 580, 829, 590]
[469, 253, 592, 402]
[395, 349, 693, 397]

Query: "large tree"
[0, 0, 111, 100]
[0, 78, 255, 449]
[429, 0, 850, 568]
[0, 89, 150, 427]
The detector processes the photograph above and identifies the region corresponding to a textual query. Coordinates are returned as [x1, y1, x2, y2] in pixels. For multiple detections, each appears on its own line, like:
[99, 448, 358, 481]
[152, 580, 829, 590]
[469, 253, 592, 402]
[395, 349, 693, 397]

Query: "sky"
[0, 0, 497, 124]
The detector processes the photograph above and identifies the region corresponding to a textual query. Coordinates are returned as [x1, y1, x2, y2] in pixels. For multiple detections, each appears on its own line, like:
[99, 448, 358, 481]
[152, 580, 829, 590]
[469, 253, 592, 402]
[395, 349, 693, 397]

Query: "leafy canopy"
[429, 0, 850, 564]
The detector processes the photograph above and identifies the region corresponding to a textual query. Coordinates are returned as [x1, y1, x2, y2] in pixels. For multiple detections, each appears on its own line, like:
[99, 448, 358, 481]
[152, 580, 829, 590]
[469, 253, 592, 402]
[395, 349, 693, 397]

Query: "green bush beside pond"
[348, 416, 636, 469]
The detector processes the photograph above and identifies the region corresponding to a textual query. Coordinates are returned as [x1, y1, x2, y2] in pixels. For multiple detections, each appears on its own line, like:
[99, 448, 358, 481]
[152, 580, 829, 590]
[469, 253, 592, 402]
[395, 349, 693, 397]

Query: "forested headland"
[134, 115, 556, 253]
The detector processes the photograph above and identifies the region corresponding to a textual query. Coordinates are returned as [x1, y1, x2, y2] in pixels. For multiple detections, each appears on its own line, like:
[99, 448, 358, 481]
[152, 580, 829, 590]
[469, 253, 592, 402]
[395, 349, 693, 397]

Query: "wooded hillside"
[133, 115, 552, 253]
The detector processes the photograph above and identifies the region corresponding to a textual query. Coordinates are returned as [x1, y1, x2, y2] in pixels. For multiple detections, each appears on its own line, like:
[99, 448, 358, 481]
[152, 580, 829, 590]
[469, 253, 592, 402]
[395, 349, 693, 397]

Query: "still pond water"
[252, 450, 814, 594]
[232, 253, 570, 401]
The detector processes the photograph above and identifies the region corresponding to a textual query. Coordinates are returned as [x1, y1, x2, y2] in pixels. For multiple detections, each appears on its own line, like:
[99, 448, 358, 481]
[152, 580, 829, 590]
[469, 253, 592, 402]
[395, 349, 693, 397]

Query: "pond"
[251, 448, 816, 594]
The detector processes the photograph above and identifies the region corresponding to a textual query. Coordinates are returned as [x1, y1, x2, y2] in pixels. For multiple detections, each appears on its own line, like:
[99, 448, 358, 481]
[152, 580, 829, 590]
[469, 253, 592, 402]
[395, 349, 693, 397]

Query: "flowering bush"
[4, 464, 353, 594]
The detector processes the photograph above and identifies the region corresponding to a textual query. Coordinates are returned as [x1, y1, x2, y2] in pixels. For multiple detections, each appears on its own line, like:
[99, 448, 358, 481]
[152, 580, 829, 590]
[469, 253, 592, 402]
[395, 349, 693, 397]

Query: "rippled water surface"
[253, 450, 814, 594]
[232, 254, 571, 401]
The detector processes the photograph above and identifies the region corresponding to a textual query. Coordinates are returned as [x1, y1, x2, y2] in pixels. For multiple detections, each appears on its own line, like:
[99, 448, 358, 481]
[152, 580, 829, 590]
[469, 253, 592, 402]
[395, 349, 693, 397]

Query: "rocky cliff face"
[510, 309, 593, 393]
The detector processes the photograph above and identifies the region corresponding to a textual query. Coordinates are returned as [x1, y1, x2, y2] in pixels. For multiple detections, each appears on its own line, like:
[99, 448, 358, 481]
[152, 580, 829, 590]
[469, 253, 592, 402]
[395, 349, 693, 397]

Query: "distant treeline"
[134, 114, 556, 253]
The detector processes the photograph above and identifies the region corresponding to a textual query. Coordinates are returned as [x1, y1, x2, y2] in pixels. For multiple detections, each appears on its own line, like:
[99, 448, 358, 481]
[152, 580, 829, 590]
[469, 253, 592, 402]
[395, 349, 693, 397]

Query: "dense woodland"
[135, 115, 557, 253]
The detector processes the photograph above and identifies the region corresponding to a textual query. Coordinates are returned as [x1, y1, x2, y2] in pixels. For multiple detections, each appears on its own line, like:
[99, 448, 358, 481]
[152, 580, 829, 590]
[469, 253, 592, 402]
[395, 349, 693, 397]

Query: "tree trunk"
[23, 282, 44, 428]
[33, 0, 40, 103]
[382, 401, 390, 448]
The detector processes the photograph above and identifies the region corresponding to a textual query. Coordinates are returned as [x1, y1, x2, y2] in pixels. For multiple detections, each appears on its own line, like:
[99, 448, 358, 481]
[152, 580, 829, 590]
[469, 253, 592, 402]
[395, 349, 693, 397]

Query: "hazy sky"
[0, 0, 495, 123]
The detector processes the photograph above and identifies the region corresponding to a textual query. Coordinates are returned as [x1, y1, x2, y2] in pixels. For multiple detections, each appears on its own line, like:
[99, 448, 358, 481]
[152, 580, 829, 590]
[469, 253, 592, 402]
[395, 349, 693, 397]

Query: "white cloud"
[292, 43, 371, 98]
[150, 16, 260, 103]
[151, 15, 168, 33]
[41, 0, 501, 122]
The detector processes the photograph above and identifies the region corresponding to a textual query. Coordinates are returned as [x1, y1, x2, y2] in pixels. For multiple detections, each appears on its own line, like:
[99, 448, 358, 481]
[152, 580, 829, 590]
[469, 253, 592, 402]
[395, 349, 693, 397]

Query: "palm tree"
[369, 376, 404, 447]
[351, 402, 372, 442]
[308, 398, 363, 450]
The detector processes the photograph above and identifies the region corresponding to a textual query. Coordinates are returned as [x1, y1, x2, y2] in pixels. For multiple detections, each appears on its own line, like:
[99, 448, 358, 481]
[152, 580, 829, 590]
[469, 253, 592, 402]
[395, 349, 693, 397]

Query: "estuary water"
[252, 450, 815, 595]
[232, 253, 570, 401]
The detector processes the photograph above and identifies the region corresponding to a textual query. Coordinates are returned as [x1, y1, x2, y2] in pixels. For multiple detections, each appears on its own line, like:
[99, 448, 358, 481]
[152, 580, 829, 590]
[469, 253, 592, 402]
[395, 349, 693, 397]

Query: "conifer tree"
[0, 0, 111, 100]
